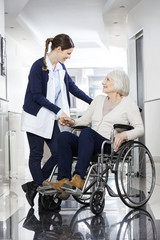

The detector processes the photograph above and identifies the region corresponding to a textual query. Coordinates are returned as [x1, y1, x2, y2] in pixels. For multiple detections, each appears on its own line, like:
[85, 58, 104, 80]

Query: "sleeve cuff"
[56, 109, 63, 118]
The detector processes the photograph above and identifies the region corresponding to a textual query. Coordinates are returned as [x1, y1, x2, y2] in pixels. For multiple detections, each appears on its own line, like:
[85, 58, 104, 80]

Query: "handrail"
[0, 98, 9, 102]
[144, 98, 160, 103]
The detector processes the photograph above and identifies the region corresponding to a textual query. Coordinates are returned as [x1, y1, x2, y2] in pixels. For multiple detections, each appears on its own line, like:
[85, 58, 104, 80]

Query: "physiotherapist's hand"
[113, 132, 128, 152]
[57, 113, 70, 126]
[62, 117, 75, 127]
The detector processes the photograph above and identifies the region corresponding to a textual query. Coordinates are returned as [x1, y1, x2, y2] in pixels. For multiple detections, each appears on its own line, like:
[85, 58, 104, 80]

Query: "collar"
[46, 54, 62, 72]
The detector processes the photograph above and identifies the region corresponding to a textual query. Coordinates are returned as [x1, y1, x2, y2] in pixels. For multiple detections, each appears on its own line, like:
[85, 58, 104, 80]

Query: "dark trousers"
[27, 121, 60, 186]
[57, 127, 111, 180]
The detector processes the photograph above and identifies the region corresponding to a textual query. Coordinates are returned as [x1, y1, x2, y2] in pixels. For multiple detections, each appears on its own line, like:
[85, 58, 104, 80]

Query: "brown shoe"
[69, 174, 85, 190]
[43, 178, 69, 192]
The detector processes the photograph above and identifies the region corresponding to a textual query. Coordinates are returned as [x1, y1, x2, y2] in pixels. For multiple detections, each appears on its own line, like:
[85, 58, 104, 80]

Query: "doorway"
[135, 31, 145, 144]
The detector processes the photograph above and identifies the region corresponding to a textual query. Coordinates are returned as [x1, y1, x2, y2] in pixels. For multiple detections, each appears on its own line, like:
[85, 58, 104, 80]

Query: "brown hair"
[42, 34, 74, 71]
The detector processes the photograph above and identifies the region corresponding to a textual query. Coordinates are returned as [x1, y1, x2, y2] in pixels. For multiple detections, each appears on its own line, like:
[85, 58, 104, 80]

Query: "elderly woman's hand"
[113, 132, 128, 152]
[62, 117, 75, 127]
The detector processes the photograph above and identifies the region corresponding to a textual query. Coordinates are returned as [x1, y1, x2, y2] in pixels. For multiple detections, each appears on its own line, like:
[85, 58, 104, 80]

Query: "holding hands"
[57, 113, 75, 127]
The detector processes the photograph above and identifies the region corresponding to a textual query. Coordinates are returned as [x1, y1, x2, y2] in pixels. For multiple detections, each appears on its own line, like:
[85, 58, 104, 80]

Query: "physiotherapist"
[21, 33, 92, 207]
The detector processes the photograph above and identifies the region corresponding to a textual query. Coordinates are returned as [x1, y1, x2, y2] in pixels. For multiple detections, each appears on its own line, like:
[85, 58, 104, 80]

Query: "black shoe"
[22, 181, 38, 207]
[23, 208, 42, 232]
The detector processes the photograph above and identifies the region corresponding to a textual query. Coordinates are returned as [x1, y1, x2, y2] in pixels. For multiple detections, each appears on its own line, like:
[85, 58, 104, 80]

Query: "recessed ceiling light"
[115, 35, 120, 37]
[120, 5, 125, 8]
[113, 21, 118, 24]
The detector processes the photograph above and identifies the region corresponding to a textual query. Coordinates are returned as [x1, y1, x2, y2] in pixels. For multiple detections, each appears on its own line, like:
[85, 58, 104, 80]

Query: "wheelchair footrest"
[60, 184, 82, 196]
[37, 185, 53, 191]
[37, 186, 58, 196]
[40, 190, 59, 196]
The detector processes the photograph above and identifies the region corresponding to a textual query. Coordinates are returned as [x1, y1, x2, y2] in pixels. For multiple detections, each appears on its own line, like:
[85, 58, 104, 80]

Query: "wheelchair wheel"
[90, 190, 105, 215]
[40, 193, 62, 211]
[115, 141, 156, 208]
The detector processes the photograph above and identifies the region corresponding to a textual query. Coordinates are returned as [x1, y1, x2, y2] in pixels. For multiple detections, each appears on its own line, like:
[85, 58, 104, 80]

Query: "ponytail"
[42, 38, 54, 71]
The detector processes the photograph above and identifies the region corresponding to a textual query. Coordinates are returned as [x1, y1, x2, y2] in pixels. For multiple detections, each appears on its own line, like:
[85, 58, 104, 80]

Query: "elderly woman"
[44, 70, 144, 196]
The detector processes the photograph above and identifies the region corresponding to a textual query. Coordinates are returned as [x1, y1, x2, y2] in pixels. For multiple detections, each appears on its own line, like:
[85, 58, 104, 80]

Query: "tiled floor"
[0, 161, 160, 240]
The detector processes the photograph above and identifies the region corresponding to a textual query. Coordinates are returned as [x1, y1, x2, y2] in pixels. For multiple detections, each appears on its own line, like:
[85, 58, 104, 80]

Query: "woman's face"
[56, 47, 74, 63]
[102, 75, 115, 94]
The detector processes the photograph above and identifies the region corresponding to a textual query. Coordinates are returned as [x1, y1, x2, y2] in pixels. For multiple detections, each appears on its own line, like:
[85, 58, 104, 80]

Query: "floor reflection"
[116, 209, 157, 240]
[0, 175, 159, 239]
[22, 203, 157, 240]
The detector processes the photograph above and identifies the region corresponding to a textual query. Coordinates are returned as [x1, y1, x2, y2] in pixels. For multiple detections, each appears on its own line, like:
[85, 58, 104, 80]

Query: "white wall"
[6, 33, 38, 113]
[0, 0, 4, 35]
[144, 100, 160, 157]
[127, 0, 160, 157]
[0, 0, 6, 99]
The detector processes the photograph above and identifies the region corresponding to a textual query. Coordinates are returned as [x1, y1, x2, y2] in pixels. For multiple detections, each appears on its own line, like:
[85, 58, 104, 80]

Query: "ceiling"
[4, 0, 142, 64]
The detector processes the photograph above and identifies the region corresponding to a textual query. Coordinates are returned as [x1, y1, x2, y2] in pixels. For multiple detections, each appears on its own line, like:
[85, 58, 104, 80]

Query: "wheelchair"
[37, 124, 156, 215]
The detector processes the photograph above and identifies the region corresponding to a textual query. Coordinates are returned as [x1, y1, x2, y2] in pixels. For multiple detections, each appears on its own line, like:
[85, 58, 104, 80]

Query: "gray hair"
[107, 70, 130, 96]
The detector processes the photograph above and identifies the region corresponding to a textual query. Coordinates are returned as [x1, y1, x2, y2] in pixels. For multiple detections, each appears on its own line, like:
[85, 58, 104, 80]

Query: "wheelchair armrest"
[71, 126, 88, 130]
[113, 124, 134, 131]
[71, 126, 89, 134]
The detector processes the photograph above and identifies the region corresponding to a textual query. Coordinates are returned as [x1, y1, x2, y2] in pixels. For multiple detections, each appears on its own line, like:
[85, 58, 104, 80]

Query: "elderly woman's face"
[102, 76, 115, 94]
